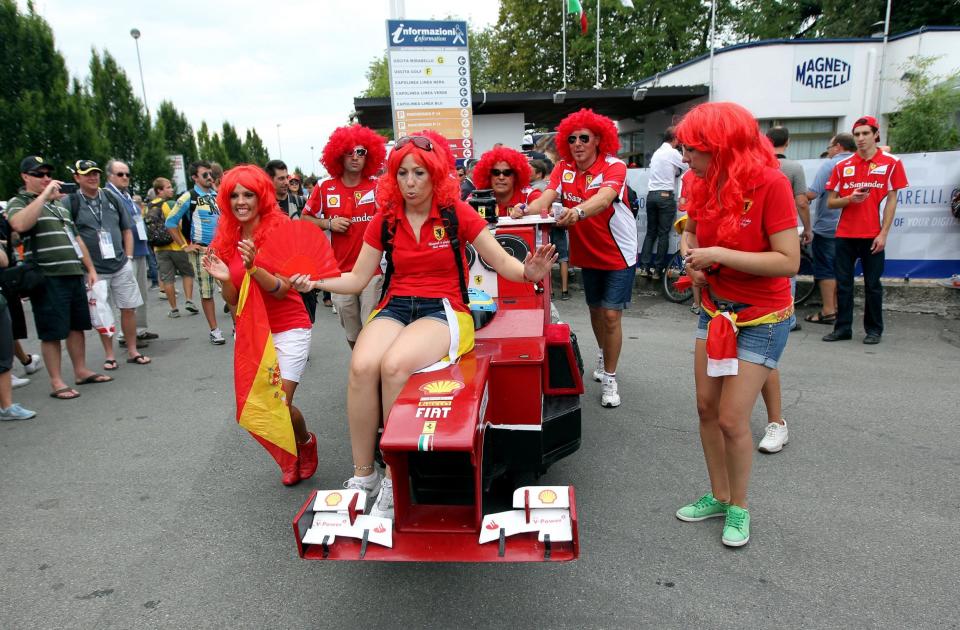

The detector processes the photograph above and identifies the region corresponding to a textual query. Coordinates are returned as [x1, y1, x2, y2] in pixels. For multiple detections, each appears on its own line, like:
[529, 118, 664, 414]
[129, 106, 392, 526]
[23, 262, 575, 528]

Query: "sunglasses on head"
[567, 134, 592, 145]
[394, 135, 433, 151]
[345, 147, 368, 158]
[26, 170, 52, 178]
[490, 168, 514, 178]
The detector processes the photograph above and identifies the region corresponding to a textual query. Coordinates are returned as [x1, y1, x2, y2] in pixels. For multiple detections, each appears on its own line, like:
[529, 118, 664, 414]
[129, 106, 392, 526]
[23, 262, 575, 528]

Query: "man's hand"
[801, 229, 813, 245]
[44, 180, 65, 201]
[555, 207, 579, 228]
[870, 231, 887, 254]
[849, 188, 869, 204]
[87, 270, 98, 287]
[329, 216, 351, 233]
[183, 243, 200, 253]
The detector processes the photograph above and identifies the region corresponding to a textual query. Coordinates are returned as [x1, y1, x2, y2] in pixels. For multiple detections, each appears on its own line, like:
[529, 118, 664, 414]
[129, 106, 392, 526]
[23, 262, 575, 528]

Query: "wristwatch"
[576, 207, 586, 221]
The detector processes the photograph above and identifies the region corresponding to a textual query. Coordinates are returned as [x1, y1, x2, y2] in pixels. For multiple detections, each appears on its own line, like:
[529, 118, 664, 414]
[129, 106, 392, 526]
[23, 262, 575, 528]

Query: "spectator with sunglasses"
[303, 125, 387, 345]
[291, 130, 556, 522]
[524, 108, 638, 408]
[287, 174, 305, 203]
[471, 146, 542, 217]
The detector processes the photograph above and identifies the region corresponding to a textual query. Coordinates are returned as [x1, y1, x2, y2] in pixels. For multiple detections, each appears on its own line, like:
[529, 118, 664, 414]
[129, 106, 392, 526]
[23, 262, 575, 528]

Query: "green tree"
[88, 49, 148, 164]
[243, 129, 270, 165]
[363, 54, 390, 98]
[221, 121, 247, 165]
[156, 100, 198, 164]
[887, 56, 960, 153]
[134, 118, 173, 191]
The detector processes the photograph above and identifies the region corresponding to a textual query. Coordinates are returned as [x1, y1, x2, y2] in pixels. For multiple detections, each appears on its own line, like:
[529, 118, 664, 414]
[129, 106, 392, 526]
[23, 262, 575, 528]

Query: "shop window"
[618, 131, 645, 166]
[758, 118, 837, 160]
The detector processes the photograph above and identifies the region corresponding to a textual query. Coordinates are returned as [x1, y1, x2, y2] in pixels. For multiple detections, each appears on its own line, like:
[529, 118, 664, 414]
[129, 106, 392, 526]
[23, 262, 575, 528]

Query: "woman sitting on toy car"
[469, 146, 542, 217]
[291, 131, 556, 520]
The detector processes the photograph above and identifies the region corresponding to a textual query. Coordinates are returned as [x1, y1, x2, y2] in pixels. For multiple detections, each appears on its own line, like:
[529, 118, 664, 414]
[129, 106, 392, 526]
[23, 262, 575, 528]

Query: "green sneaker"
[676, 493, 729, 522]
[721, 505, 750, 547]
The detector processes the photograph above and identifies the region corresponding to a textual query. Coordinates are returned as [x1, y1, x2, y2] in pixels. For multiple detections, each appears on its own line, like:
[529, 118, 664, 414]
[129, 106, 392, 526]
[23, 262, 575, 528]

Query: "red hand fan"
[673, 275, 693, 291]
[258, 220, 340, 280]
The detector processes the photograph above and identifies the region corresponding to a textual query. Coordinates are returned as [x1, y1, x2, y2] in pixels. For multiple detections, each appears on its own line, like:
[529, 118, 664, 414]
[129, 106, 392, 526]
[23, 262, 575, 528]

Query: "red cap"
[853, 115, 879, 131]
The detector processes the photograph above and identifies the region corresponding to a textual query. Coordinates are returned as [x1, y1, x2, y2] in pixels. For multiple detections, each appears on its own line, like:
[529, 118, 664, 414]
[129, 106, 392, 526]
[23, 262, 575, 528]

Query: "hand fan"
[259, 220, 340, 280]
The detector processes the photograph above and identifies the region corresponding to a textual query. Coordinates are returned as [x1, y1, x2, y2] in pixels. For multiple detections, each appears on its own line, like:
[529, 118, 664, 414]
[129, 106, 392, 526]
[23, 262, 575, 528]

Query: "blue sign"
[795, 56, 851, 90]
[387, 20, 468, 48]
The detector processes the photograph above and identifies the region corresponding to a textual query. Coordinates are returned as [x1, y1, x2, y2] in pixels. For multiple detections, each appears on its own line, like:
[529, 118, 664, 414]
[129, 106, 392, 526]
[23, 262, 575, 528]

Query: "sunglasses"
[394, 135, 433, 151]
[345, 147, 368, 158]
[490, 168, 514, 178]
[26, 171, 53, 178]
[114, 172, 130, 178]
[567, 134, 592, 145]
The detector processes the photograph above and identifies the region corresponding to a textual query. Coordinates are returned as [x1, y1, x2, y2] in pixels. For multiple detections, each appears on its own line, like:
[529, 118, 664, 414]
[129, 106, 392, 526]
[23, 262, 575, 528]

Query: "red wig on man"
[375, 130, 459, 227]
[555, 108, 620, 163]
[321, 125, 387, 179]
[675, 101, 779, 245]
[473, 146, 532, 191]
[210, 164, 289, 260]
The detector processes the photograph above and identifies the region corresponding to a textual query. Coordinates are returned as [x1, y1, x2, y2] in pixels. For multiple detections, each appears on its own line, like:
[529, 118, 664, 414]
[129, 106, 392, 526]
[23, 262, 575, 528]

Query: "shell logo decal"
[538, 489, 558, 504]
[419, 379, 464, 395]
[327, 195, 340, 208]
[324, 492, 343, 507]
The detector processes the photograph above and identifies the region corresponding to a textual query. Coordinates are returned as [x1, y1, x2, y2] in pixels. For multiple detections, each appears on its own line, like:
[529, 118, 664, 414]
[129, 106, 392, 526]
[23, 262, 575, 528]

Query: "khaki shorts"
[157, 249, 195, 284]
[189, 249, 216, 300]
[101, 260, 145, 310]
[331, 275, 384, 342]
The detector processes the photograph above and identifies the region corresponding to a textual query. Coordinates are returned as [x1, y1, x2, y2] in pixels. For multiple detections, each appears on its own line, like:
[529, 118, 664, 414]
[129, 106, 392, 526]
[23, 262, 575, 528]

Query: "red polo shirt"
[363, 200, 488, 311]
[826, 150, 908, 239]
[497, 187, 543, 217]
[303, 176, 379, 272]
[547, 154, 637, 270]
[690, 166, 797, 309]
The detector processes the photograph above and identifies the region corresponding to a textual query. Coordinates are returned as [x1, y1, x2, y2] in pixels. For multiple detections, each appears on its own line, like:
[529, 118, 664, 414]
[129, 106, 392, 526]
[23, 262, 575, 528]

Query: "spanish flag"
[233, 272, 298, 470]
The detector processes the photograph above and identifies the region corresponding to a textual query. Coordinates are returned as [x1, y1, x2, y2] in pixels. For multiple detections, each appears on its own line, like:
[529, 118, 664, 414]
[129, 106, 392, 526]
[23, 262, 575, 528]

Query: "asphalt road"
[2, 285, 959, 629]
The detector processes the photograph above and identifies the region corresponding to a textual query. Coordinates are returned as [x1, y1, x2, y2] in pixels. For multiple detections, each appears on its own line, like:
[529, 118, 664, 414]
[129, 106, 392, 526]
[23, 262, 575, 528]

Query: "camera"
[59, 183, 78, 194]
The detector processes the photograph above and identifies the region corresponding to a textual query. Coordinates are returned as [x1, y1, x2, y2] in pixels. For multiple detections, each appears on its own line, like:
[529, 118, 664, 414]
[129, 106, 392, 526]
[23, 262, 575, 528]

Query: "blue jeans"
[639, 191, 676, 270]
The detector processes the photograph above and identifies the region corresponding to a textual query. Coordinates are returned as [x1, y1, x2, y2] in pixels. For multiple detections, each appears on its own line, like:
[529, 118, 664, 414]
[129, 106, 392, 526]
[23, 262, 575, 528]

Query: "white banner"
[629, 150, 960, 279]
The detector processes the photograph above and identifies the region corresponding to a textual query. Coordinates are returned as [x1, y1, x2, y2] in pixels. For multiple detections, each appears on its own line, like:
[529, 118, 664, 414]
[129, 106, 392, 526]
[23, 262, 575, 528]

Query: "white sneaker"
[331, 304, 338, 315]
[758, 420, 789, 453]
[209, 328, 226, 345]
[601, 376, 620, 408]
[592, 351, 604, 382]
[11, 374, 30, 389]
[22, 354, 43, 375]
[343, 470, 383, 512]
[369, 477, 394, 519]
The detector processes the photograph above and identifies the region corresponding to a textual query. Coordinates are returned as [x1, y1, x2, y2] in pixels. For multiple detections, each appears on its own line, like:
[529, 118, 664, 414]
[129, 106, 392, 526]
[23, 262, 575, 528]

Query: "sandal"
[127, 354, 151, 365]
[103, 359, 119, 371]
[76, 373, 113, 385]
[49, 387, 81, 400]
[804, 311, 837, 325]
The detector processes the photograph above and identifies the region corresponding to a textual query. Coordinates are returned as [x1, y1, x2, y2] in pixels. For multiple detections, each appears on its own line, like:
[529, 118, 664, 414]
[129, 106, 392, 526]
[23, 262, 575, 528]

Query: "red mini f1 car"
[293, 215, 584, 562]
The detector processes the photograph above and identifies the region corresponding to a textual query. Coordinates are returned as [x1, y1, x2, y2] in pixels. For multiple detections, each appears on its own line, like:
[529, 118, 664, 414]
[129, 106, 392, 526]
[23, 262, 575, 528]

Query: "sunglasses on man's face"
[567, 134, 592, 145]
[26, 171, 53, 178]
[490, 168, 514, 178]
[114, 172, 130, 178]
[394, 135, 433, 151]
[345, 148, 368, 158]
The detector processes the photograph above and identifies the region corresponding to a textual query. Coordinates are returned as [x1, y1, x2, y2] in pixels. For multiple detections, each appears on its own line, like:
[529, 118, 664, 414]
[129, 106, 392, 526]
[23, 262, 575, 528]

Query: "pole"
[276, 124, 283, 159]
[310, 145, 315, 171]
[130, 29, 148, 115]
[562, 0, 567, 90]
[707, 0, 716, 101]
[874, 0, 893, 119]
[594, 0, 601, 88]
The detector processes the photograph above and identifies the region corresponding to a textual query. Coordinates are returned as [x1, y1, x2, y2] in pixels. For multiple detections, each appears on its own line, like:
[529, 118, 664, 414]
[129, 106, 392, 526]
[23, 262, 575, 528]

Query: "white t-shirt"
[647, 142, 686, 192]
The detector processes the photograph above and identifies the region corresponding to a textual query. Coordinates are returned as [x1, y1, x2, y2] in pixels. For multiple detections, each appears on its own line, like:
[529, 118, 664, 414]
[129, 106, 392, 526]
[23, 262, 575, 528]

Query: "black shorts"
[29, 275, 92, 341]
[0, 286, 27, 339]
[0, 304, 13, 374]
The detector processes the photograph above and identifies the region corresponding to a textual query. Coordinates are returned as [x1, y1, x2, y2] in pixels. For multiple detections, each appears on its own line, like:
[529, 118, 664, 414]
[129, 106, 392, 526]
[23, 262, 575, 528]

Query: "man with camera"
[5, 155, 106, 399]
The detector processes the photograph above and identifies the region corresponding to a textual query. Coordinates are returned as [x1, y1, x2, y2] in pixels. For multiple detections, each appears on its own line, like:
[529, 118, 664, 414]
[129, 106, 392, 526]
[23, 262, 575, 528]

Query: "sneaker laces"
[692, 494, 716, 510]
[726, 509, 746, 530]
[763, 423, 782, 439]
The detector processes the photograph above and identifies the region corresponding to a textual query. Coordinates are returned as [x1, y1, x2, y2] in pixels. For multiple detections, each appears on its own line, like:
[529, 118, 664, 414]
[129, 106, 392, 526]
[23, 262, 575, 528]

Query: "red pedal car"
[293, 215, 584, 562]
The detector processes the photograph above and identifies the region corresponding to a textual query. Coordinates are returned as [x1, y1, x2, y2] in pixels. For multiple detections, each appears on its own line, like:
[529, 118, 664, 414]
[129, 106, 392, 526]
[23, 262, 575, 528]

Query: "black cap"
[20, 155, 53, 174]
[72, 159, 102, 175]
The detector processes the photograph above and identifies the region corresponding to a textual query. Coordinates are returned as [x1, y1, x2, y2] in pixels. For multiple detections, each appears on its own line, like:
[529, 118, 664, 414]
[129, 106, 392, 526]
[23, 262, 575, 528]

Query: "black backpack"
[145, 198, 174, 246]
[625, 184, 640, 217]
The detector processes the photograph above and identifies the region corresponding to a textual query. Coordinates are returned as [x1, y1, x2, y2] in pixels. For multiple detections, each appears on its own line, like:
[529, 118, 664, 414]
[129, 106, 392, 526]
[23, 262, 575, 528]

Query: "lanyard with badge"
[83, 191, 116, 259]
[48, 202, 84, 259]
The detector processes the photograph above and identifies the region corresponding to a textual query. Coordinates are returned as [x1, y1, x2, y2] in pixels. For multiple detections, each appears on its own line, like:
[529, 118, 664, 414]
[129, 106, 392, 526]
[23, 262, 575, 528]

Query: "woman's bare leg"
[694, 339, 729, 502]
[716, 361, 772, 508]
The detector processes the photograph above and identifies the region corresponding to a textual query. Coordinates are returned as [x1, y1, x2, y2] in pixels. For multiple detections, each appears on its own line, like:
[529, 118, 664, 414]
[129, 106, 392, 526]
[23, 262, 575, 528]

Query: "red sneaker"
[281, 456, 301, 486]
[298, 432, 318, 481]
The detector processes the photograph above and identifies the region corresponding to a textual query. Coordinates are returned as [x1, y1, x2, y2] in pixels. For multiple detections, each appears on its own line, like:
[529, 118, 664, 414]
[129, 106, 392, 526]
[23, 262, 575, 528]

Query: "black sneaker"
[863, 334, 881, 344]
[137, 331, 159, 340]
[560, 291, 570, 301]
[822, 331, 852, 342]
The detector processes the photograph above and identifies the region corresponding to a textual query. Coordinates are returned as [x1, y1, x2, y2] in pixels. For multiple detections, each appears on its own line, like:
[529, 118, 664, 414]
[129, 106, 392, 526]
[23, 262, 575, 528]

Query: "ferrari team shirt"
[547, 154, 638, 270]
[303, 176, 378, 272]
[826, 150, 908, 239]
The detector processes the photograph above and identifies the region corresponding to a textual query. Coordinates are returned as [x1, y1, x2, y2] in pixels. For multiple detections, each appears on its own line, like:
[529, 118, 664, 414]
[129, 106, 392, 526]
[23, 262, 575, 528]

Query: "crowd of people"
[1, 103, 907, 548]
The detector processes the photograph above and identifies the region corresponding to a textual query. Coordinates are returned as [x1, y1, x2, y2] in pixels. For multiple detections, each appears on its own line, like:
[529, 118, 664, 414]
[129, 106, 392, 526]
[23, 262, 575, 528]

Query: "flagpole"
[707, 0, 716, 101]
[562, 0, 568, 91]
[874, 0, 893, 118]
[594, 0, 601, 88]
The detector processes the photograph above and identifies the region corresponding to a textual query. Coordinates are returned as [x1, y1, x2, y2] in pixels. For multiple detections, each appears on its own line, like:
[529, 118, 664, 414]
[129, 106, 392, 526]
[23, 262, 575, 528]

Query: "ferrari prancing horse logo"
[433, 226, 446, 241]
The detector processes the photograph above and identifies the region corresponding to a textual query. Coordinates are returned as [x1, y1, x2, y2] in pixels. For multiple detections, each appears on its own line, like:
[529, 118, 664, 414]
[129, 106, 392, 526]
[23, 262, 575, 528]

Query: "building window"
[618, 131, 645, 167]
[758, 118, 837, 160]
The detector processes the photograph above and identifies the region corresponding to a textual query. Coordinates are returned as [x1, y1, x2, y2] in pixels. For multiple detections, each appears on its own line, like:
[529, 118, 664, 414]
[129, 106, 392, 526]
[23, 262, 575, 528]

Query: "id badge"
[98, 230, 116, 259]
[134, 215, 147, 241]
[64, 226, 83, 259]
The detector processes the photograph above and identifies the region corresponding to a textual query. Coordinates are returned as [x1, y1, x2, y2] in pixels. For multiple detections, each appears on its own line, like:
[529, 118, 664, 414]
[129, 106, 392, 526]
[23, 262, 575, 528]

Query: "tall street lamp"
[276, 124, 283, 159]
[130, 28, 149, 115]
[310, 145, 315, 174]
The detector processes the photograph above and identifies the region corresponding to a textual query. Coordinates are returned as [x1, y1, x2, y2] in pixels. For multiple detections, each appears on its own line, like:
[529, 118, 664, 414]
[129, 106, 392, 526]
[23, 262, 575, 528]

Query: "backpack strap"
[378, 215, 394, 302]
[440, 206, 469, 306]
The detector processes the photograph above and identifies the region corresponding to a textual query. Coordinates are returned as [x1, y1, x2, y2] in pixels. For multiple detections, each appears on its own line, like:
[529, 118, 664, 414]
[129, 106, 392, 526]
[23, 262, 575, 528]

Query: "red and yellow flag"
[233, 272, 297, 470]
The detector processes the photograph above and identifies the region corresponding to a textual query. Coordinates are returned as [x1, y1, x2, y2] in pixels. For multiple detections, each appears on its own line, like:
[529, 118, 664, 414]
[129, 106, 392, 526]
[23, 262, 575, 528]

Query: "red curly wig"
[675, 102, 779, 246]
[321, 125, 387, 180]
[374, 130, 459, 230]
[555, 108, 620, 163]
[210, 164, 289, 263]
[473, 146, 532, 191]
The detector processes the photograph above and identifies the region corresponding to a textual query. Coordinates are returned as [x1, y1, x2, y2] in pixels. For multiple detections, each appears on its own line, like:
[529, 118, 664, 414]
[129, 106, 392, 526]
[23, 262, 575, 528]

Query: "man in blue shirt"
[803, 132, 855, 324]
[164, 161, 225, 345]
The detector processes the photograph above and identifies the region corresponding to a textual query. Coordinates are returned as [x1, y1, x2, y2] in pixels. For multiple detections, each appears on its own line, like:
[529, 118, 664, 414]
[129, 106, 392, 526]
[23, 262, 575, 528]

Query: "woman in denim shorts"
[672, 102, 801, 548]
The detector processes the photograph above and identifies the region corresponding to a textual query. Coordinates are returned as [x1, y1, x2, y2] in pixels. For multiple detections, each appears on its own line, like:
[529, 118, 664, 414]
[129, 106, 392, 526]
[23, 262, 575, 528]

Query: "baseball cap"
[20, 155, 53, 174]
[852, 115, 879, 131]
[72, 159, 102, 175]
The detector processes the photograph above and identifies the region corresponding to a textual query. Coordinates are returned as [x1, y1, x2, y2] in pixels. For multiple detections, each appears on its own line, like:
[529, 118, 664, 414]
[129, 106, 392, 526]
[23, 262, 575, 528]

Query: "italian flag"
[233, 272, 298, 471]
[568, 0, 588, 35]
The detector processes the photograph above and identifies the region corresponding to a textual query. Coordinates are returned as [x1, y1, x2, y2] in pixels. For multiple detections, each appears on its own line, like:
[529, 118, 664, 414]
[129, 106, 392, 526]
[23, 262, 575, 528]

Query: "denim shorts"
[695, 309, 794, 369]
[549, 227, 569, 263]
[581, 265, 635, 310]
[812, 233, 836, 280]
[371, 296, 448, 326]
